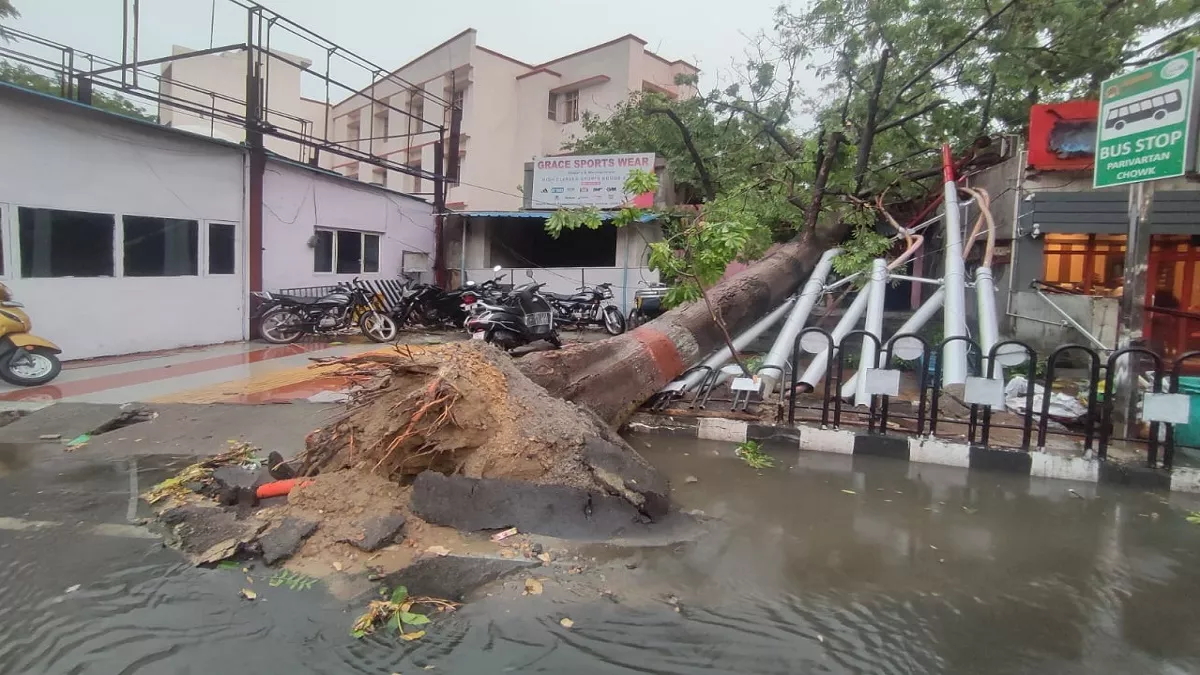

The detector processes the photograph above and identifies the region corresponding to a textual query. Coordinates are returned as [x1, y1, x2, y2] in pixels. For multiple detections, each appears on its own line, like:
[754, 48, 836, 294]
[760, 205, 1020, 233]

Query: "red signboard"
[1028, 101, 1099, 171]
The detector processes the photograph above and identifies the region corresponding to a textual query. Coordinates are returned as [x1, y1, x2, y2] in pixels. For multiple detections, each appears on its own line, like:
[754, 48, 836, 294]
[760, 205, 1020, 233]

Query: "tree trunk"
[518, 235, 830, 426]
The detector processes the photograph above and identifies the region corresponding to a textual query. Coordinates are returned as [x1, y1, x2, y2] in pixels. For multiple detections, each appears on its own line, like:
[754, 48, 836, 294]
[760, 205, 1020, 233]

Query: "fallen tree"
[518, 232, 832, 425]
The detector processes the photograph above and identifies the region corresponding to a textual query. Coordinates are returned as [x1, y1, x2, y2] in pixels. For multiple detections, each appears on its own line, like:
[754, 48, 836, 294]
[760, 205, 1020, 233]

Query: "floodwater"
[3, 438, 1200, 674]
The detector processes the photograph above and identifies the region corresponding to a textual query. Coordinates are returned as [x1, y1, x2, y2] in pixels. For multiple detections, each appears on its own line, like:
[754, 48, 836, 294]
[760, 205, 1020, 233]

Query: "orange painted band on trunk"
[631, 326, 685, 384]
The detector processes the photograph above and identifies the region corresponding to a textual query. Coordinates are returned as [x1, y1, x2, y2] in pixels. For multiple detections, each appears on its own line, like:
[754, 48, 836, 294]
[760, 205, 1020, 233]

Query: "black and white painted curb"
[625, 414, 1200, 494]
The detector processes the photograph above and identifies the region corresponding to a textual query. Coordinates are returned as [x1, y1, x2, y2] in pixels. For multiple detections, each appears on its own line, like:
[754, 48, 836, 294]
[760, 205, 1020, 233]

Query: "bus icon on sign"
[1105, 88, 1183, 132]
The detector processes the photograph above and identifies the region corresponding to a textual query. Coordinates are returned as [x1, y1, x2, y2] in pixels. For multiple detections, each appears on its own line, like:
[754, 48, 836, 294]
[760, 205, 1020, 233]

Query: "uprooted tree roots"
[299, 341, 667, 514]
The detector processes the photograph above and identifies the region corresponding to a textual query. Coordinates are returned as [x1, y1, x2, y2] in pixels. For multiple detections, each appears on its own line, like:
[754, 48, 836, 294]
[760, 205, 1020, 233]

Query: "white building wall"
[261, 161, 437, 291]
[0, 90, 247, 360]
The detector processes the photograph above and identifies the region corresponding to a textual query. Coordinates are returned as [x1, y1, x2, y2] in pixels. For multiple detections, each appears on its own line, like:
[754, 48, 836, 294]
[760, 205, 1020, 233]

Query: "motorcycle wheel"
[259, 308, 304, 344]
[603, 306, 627, 335]
[486, 329, 522, 352]
[0, 346, 61, 386]
[359, 310, 399, 343]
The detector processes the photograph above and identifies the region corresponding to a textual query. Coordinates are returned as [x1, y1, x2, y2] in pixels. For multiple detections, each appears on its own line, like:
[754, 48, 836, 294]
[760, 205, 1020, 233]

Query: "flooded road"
[2, 436, 1200, 674]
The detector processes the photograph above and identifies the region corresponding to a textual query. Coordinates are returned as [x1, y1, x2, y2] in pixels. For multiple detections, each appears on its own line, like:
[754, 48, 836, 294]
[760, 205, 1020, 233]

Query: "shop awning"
[457, 210, 656, 222]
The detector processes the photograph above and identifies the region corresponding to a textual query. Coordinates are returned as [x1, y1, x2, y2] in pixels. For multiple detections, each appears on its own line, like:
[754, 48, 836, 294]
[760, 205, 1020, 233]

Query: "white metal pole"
[797, 287, 871, 390]
[668, 296, 798, 394]
[757, 247, 841, 396]
[842, 287, 946, 395]
[940, 145, 969, 386]
[846, 258, 888, 402]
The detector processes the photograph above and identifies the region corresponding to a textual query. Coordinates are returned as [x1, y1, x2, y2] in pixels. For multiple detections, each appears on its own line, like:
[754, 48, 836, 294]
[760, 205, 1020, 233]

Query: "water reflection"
[1, 441, 1199, 674]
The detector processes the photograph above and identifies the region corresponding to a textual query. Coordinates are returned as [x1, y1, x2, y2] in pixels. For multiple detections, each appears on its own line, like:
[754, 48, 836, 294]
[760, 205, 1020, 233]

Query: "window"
[1042, 234, 1126, 295]
[563, 90, 579, 123]
[208, 222, 236, 275]
[336, 230, 361, 273]
[371, 167, 387, 187]
[123, 216, 198, 277]
[18, 207, 115, 278]
[314, 230, 334, 273]
[547, 92, 557, 121]
[313, 228, 381, 274]
[447, 88, 465, 126]
[364, 233, 380, 273]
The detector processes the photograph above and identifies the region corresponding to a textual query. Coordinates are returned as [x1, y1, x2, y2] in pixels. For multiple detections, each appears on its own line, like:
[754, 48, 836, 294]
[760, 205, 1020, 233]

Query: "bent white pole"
[797, 287, 871, 390]
[845, 258, 889, 403]
[668, 295, 798, 394]
[758, 247, 842, 397]
[842, 287, 945, 395]
[940, 144, 969, 386]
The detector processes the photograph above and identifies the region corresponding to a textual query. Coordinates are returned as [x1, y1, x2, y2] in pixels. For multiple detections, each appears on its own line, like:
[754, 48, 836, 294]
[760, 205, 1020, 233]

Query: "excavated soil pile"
[301, 341, 667, 516]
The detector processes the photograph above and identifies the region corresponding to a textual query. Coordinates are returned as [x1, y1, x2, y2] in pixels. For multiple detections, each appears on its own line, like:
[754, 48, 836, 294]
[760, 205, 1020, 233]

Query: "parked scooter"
[253, 279, 397, 344]
[0, 283, 62, 386]
[464, 270, 560, 351]
[627, 281, 669, 328]
[545, 282, 626, 335]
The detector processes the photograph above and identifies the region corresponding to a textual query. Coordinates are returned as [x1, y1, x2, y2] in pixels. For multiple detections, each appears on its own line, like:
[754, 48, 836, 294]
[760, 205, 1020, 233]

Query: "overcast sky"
[10, 0, 812, 96]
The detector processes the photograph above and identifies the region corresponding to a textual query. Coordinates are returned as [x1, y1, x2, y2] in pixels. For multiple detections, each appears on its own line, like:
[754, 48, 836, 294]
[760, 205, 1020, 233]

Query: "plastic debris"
[489, 527, 518, 542]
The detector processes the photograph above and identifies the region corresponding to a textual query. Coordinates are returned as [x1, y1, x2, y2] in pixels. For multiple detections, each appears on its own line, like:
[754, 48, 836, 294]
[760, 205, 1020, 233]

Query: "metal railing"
[782, 327, 1200, 470]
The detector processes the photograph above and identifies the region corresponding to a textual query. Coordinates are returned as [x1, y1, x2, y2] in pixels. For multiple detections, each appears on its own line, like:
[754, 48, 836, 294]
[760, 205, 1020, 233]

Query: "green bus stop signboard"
[1094, 49, 1197, 188]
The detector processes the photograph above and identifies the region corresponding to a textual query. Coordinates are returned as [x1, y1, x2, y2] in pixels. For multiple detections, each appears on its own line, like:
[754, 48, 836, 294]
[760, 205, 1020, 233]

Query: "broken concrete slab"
[411, 471, 654, 540]
[582, 437, 670, 519]
[159, 504, 267, 565]
[259, 517, 319, 565]
[337, 511, 406, 552]
[384, 554, 538, 602]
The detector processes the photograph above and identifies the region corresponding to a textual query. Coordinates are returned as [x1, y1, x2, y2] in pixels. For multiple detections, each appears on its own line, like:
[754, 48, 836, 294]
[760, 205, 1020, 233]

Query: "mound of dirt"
[300, 341, 668, 515]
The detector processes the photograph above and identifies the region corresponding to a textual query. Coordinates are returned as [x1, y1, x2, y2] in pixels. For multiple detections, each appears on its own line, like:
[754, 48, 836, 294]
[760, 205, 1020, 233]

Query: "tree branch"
[853, 48, 891, 194]
[881, 0, 1019, 119]
[804, 131, 845, 234]
[875, 99, 947, 134]
[645, 106, 717, 202]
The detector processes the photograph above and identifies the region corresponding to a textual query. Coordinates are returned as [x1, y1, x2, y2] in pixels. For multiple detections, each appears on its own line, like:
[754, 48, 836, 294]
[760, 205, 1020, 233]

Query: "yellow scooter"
[0, 283, 62, 386]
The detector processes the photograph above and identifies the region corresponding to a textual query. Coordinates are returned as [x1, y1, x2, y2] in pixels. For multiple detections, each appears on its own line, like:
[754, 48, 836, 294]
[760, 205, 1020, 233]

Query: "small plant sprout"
[350, 585, 459, 641]
[735, 440, 775, 469]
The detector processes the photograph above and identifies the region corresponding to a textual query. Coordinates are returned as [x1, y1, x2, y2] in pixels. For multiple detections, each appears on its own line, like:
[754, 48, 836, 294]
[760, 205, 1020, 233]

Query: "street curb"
[624, 413, 1200, 494]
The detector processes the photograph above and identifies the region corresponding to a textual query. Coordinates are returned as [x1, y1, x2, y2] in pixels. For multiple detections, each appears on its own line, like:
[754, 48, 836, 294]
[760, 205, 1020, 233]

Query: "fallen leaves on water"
[239, 588, 257, 601]
[684, 475, 699, 484]
[537, 552, 552, 564]
[1186, 511, 1200, 525]
[524, 578, 544, 595]
[840, 489, 857, 495]
[426, 545, 451, 557]
[351, 587, 459, 640]
[559, 617, 574, 629]
[734, 441, 775, 469]
[961, 506, 978, 515]
[332, 561, 344, 572]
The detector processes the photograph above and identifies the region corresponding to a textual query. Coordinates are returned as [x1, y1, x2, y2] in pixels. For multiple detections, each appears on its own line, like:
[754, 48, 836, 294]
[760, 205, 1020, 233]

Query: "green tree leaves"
[0, 61, 156, 122]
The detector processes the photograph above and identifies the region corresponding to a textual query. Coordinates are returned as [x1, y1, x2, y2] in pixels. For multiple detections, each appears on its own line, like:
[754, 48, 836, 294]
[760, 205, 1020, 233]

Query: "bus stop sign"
[1094, 50, 1197, 189]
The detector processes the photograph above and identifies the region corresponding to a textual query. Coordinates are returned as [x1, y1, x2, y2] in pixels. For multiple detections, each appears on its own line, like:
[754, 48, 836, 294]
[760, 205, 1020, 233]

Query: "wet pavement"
[4, 423, 1200, 673]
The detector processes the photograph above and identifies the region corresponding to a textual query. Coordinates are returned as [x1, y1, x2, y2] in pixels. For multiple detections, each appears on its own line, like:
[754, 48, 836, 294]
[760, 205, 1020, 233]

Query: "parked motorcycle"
[545, 282, 626, 335]
[627, 281, 669, 329]
[0, 283, 62, 386]
[254, 279, 397, 344]
[464, 275, 561, 352]
[391, 266, 510, 329]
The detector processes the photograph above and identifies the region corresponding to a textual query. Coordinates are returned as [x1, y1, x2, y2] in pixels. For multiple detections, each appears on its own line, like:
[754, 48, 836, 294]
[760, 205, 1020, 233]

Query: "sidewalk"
[0, 339, 393, 410]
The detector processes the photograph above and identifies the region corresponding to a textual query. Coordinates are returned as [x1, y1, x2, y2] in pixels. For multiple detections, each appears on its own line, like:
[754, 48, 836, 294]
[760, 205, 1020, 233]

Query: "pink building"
[328, 30, 698, 210]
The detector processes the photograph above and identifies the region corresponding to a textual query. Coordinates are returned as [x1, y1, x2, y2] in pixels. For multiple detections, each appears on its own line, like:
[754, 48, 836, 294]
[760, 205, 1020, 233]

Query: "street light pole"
[1115, 181, 1154, 437]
